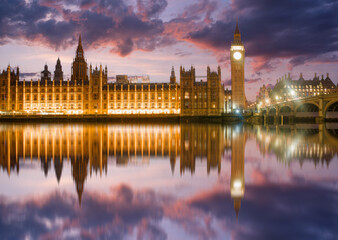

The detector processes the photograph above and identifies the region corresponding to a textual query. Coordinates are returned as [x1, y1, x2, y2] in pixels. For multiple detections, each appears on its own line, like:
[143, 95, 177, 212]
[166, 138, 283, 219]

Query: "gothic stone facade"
[180, 66, 225, 116]
[0, 36, 180, 115]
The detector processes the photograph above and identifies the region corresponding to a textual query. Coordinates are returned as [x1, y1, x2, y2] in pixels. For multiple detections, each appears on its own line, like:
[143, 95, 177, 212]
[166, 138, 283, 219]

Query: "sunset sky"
[1, 0, 338, 101]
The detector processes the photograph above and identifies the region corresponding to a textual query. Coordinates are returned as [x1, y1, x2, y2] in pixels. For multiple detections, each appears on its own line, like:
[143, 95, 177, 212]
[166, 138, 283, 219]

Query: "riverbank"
[1, 113, 335, 124]
[0, 113, 247, 123]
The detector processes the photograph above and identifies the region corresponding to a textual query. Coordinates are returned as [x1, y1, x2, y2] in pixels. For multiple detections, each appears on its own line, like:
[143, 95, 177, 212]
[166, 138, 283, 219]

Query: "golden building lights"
[1, 22, 246, 117]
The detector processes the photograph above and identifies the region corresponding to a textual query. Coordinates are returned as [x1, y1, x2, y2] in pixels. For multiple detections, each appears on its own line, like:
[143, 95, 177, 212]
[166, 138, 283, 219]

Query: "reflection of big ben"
[230, 20, 245, 110]
[230, 126, 246, 219]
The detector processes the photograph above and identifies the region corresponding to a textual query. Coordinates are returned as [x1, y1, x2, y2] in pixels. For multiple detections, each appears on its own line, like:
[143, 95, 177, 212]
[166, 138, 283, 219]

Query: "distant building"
[271, 73, 336, 102]
[129, 75, 150, 84]
[116, 75, 129, 84]
[256, 84, 273, 105]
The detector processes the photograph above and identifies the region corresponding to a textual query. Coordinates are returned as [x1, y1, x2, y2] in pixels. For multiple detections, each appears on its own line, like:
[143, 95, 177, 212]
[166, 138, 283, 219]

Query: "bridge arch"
[268, 107, 277, 115]
[295, 103, 319, 118]
[280, 105, 292, 113]
[295, 103, 319, 112]
[324, 100, 338, 119]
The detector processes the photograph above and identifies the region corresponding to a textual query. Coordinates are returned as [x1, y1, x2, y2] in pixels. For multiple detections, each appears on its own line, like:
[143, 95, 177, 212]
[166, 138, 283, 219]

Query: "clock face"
[233, 51, 242, 60]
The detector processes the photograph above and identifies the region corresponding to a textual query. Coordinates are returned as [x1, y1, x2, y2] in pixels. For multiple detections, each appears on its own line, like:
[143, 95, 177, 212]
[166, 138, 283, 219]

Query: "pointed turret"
[54, 58, 63, 83]
[76, 34, 84, 58]
[235, 19, 240, 35]
[170, 66, 176, 84]
[72, 34, 88, 82]
[233, 19, 242, 45]
[41, 64, 51, 83]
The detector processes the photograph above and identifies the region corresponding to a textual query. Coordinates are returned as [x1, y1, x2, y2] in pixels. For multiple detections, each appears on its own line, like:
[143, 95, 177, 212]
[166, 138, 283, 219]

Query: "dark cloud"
[1, 0, 338, 70]
[186, 0, 338, 70]
[137, 0, 168, 19]
[20, 72, 39, 78]
[0, 0, 168, 55]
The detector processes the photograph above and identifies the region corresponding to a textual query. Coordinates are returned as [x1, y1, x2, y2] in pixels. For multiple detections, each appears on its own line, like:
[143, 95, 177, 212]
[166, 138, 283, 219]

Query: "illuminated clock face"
[233, 51, 242, 60]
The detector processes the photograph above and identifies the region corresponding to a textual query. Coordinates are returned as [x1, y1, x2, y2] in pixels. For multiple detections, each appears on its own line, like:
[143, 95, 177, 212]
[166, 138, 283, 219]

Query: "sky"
[1, 0, 338, 101]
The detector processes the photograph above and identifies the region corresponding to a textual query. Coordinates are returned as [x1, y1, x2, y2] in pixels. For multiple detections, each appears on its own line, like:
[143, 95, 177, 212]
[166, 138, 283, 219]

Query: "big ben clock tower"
[230, 20, 245, 111]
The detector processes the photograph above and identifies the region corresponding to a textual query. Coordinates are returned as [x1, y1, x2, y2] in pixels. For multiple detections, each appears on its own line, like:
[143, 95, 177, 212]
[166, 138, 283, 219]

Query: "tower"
[41, 64, 51, 84]
[230, 20, 245, 111]
[71, 34, 88, 83]
[54, 58, 63, 84]
[180, 66, 195, 116]
[170, 66, 176, 84]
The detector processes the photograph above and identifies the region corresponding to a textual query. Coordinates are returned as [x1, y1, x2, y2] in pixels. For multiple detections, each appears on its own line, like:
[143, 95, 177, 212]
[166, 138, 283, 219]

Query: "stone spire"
[235, 18, 240, 35]
[233, 18, 242, 45]
[170, 66, 176, 84]
[76, 34, 84, 58]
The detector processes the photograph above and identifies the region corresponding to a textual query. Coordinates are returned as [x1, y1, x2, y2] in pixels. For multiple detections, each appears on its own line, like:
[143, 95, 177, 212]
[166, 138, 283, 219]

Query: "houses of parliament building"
[0, 23, 246, 116]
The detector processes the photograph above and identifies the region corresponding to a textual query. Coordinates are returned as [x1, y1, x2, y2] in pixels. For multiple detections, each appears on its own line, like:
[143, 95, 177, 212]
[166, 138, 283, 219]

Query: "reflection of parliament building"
[0, 22, 246, 115]
[0, 124, 232, 204]
[1, 124, 336, 213]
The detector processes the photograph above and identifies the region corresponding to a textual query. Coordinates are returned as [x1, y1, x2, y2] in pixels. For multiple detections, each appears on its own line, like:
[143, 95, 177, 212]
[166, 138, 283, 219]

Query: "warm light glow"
[233, 51, 242, 60]
[233, 180, 242, 189]
[231, 46, 244, 51]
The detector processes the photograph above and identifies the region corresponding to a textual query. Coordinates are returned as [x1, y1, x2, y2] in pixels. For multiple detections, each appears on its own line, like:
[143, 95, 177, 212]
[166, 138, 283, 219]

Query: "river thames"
[0, 123, 337, 240]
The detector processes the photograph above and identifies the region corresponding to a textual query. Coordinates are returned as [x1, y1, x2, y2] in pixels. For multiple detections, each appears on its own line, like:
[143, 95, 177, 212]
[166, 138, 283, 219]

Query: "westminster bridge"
[259, 92, 338, 124]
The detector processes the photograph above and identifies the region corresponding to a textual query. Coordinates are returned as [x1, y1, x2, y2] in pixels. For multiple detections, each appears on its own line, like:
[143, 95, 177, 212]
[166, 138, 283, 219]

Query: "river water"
[0, 123, 337, 240]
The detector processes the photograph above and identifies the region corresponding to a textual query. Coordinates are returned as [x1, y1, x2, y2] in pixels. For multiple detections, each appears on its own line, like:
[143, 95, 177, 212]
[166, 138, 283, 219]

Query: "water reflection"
[1, 124, 337, 202]
[231, 125, 246, 219]
[0, 123, 337, 239]
[253, 125, 337, 166]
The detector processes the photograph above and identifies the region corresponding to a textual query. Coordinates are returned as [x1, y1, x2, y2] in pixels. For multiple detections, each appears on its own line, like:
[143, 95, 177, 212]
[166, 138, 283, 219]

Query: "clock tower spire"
[230, 19, 246, 111]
